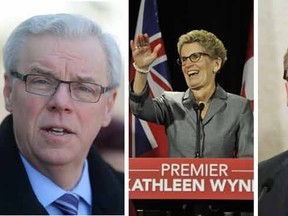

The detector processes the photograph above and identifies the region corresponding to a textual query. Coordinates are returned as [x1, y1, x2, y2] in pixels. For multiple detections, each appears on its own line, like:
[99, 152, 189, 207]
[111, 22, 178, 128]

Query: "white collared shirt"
[20, 153, 92, 215]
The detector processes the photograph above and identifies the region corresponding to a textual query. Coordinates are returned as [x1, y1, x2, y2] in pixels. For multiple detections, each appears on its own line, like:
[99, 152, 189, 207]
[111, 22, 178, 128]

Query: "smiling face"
[180, 42, 221, 91]
[3, 35, 116, 172]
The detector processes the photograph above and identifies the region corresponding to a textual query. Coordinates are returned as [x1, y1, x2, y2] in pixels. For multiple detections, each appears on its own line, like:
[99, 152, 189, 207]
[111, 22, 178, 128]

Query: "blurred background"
[259, 0, 288, 162]
[0, 0, 127, 171]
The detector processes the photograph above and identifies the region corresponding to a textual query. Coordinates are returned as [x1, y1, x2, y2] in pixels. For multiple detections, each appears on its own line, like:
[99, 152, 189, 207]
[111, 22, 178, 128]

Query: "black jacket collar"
[0, 114, 124, 215]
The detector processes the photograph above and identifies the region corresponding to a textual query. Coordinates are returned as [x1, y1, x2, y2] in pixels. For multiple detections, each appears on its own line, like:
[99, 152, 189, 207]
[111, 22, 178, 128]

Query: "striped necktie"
[53, 193, 79, 215]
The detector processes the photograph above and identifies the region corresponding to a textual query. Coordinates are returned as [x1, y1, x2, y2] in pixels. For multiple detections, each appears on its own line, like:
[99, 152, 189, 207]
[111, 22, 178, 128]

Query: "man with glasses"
[129, 30, 253, 215]
[0, 13, 123, 215]
[258, 49, 288, 216]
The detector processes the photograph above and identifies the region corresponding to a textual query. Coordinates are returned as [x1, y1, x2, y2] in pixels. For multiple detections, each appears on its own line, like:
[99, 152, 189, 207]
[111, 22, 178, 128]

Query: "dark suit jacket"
[0, 115, 124, 215]
[258, 150, 288, 216]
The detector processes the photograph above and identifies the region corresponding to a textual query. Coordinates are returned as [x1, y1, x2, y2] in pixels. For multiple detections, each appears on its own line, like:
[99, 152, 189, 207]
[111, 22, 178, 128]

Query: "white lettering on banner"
[161, 163, 228, 177]
[129, 178, 253, 192]
[129, 161, 253, 196]
[209, 179, 254, 192]
[129, 178, 205, 192]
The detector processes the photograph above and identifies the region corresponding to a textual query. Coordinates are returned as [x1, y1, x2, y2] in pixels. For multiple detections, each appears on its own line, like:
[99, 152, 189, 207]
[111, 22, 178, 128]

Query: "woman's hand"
[130, 33, 162, 70]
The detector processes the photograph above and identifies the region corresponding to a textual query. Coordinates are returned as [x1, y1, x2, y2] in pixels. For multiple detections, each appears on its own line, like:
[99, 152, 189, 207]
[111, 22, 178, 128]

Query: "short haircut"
[177, 29, 227, 67]
[3, 13, 122, 87]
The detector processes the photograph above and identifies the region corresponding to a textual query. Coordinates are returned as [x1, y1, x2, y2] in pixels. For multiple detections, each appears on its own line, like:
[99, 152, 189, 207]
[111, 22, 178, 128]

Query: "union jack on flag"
[129, 0, 173, 157]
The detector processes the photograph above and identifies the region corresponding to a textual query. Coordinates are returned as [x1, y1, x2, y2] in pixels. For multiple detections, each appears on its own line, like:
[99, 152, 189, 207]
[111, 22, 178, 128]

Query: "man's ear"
[101, 90, 117, 127]
[3, 74, 13, 113]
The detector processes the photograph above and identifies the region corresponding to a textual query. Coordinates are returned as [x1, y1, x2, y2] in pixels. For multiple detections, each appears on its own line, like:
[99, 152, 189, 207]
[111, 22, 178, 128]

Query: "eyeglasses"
[10, 71, 113, 103]
[176, 52, 210, 66]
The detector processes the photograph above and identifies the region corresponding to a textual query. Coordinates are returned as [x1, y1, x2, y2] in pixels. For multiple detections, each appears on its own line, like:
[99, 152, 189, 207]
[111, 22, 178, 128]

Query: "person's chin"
[189, 83, 202, 90]
[38, 148, 77, 166]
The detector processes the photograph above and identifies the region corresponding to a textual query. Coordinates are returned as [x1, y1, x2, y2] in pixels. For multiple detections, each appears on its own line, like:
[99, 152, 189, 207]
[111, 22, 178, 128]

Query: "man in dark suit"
[258, 151, 288, 216]
[0, 13, 124, 215]
[258, 49, 288, 216]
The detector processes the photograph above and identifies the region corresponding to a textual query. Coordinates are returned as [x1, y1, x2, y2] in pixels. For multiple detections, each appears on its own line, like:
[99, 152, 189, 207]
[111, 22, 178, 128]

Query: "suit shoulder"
[162, 91, 184, 97]
[227, 92, 250, 104]
[226, 93, 252, 115]
[161, 91, 184, 102]
[259, 150, 288, 180]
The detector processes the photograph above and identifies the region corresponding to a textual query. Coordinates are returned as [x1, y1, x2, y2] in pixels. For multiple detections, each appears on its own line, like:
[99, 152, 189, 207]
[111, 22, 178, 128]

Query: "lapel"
[0, 115, 48, 215]
[182, 88, 197, 124]
[182, 84, 227, 125]
[202, 85, 227, 125]
[88, 145, 124, 215]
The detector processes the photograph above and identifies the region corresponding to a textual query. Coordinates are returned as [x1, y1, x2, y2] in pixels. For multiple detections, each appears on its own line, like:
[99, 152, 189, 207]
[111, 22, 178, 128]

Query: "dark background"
[129, 0, 253, 95]
[129, 1, 253, 214]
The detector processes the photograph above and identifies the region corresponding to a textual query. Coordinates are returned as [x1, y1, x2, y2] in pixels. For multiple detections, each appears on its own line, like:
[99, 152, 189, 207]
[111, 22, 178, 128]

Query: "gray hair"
[3, 13, 122, 88]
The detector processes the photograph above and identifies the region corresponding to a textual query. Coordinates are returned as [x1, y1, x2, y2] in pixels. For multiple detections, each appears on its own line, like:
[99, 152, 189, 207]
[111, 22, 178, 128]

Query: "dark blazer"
[0, 115, 124, 215]
[258, 150, 288, 216]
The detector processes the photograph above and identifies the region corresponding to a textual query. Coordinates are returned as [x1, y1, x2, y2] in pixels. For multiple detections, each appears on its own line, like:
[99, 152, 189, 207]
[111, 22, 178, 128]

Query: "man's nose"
[46, 83, 73, 113]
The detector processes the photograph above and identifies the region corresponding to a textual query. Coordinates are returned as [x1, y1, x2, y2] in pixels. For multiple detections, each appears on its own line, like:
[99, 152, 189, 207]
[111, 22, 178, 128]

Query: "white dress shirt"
[20, 153, 92, 215]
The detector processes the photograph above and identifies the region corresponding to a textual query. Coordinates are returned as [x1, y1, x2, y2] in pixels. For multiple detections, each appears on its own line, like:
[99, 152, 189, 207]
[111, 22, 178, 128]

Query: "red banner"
[129, 158, 253, 200]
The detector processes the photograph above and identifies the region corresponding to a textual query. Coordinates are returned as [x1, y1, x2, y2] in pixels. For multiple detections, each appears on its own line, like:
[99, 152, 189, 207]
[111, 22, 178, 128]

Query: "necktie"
[54, 193, 79, 215]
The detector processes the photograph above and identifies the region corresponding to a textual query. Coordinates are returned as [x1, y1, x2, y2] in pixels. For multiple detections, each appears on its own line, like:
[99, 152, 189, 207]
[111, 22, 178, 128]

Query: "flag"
[241, 7, 254, 111]
[129, 0, 172, 157]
